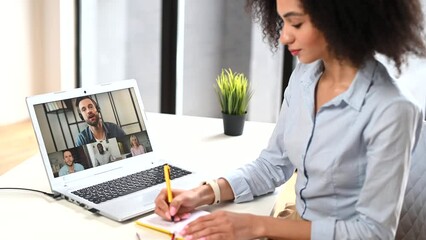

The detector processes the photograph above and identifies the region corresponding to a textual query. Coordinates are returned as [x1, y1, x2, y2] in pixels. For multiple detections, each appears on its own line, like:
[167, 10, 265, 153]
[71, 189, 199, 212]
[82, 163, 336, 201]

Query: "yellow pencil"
[135, 222, 183, 240]
[163, 164, 174, 221]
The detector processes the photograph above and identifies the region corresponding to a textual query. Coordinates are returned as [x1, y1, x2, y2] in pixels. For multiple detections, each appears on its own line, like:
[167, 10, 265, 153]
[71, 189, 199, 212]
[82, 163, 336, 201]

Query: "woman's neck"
[321, 58, 358, 86]
[314, 58, 359, 113]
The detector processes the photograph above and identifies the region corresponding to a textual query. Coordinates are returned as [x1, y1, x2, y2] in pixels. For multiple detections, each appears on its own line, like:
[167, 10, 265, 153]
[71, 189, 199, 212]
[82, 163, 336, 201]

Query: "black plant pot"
[222, 112, 246, 136]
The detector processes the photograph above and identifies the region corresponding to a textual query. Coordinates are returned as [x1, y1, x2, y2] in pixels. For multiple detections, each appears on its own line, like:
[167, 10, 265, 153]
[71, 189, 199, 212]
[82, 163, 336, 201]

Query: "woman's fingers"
[154, 189, 170, 219]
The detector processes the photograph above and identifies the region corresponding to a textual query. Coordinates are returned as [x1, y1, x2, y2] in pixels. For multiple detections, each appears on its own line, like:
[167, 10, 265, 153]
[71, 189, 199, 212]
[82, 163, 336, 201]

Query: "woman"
[155, 0, 426, 239]
[129, 134, 145, 156]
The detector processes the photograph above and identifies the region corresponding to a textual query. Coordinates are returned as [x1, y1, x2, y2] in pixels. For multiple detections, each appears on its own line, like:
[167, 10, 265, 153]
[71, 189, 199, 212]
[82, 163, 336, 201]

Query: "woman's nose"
[280, 26, 294, 45]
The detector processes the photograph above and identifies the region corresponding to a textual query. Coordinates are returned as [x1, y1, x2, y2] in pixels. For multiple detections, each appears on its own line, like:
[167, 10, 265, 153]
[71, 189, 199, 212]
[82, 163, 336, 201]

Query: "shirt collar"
[341, 59, 377, 111]
[302, 59, 377, 112]
[88, 121, 109, 141]
[300, 60, 323, 90]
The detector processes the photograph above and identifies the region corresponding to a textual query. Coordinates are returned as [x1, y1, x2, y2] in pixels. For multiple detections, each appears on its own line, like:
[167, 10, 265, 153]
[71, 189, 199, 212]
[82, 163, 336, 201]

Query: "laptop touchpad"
[139, 189, 158, 206]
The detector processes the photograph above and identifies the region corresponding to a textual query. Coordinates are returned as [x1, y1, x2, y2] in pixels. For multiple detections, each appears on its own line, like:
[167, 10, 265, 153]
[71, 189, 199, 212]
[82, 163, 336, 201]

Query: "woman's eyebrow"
[282, 11, 305, 19]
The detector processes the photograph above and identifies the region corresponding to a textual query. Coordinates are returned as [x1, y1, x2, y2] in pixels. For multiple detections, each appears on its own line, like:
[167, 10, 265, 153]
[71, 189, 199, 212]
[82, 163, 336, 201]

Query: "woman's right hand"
[154, 188, 203, 221]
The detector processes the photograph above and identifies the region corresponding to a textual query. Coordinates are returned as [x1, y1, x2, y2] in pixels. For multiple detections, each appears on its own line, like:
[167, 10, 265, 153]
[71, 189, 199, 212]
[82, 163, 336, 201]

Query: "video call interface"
[34, 88, 153, 178]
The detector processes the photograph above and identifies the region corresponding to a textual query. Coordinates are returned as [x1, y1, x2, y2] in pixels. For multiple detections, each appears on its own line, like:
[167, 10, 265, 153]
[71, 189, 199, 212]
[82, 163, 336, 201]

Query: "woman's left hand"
[179, 210, 259, 240]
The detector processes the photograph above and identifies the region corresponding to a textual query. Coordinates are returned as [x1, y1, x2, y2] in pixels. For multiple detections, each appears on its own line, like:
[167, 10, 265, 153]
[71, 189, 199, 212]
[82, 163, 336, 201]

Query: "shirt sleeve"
[117, 126, 126, 137]
[76, 134, 85, 147]
[76, 128, 91, 147]
[58, 167, 67, 176]
[224, 81, 296, 203]
[113, 123, 126, 137]
[311, 99, 422, 239]
[77, 163, 85, 171]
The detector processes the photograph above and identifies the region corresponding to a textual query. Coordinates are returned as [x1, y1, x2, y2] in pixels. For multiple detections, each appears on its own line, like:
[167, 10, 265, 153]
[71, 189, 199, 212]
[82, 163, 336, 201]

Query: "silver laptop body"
[26, 79, 200, 222]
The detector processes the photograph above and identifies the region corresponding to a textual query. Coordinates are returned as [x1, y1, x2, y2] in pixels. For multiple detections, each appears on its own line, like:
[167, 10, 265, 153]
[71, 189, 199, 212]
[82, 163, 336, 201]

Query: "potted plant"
[214, 68, 253, 136]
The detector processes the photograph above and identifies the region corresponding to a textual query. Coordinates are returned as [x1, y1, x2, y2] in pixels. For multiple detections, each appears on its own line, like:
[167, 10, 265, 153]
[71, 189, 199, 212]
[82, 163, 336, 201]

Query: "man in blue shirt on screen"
[75, 96, 126, 147]
[58, 150, 84, 176]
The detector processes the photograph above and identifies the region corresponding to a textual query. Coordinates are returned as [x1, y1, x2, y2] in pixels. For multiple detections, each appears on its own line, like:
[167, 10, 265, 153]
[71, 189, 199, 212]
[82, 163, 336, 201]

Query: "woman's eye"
[293, 23, 302, 29]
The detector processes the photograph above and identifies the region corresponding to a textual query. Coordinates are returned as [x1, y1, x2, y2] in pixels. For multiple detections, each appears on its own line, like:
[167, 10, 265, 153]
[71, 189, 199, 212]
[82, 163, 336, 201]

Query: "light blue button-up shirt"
[224, 59, 423, 239]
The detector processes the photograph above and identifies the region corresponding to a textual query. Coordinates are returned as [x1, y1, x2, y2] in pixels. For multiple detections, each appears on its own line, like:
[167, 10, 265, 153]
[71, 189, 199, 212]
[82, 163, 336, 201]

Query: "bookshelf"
[45, 100, 72, 113]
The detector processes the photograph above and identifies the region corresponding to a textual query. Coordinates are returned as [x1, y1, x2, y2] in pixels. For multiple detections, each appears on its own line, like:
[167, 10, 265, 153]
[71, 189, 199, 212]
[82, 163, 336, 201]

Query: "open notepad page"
[136, 210, 210, 239]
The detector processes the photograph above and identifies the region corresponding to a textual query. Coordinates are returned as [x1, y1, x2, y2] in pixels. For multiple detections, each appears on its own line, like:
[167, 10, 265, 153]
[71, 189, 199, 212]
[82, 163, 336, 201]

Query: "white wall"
[79, 0, 162, 113]
[5, 0, 426, 125]
[248, 23, 284, 122]
[387, 57, 426, 113]
[78, 0, 283, 122]
[0, 0, 40, 125]
[0, 0, 75, 126]
[177, 0, 284, 122]
[181, 0, 227, 118]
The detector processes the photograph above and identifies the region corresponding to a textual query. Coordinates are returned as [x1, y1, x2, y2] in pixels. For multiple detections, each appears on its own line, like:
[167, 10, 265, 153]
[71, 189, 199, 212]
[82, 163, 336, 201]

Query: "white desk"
[0, 113, 294, 240]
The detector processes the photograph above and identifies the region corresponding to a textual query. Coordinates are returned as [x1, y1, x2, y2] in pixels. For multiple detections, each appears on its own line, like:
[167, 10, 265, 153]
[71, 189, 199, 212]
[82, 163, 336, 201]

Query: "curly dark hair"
[246, 0, 426, 73]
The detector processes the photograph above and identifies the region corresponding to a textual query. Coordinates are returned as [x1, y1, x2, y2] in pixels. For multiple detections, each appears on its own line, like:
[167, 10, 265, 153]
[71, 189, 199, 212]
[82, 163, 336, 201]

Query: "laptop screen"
[32, 87, 153, 178]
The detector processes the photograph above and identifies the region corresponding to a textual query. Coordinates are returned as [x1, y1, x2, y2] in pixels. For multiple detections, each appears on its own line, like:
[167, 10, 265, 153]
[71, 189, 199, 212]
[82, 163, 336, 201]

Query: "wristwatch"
[203, 179, 221, 205]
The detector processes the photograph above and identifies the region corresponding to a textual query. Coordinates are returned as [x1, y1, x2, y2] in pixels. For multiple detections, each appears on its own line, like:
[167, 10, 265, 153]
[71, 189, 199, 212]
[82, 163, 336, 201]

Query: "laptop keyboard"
[72, 164, 192, 204]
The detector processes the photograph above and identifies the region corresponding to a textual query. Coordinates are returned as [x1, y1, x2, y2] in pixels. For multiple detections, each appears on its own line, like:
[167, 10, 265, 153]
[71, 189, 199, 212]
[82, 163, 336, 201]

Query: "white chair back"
[396, 121, 426, 239]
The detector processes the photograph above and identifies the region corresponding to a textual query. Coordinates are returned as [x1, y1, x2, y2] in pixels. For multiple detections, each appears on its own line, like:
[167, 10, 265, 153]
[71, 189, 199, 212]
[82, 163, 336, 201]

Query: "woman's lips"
[289, 49, 301, 56]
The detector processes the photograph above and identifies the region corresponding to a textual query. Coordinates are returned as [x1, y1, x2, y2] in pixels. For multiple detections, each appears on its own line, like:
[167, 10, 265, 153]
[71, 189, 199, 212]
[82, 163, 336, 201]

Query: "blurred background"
[1, 0, 425, 127]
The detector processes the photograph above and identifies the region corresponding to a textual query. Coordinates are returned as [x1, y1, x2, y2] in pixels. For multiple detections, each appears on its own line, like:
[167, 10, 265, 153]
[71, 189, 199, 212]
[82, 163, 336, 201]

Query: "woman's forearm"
[254, 215, 311, 240]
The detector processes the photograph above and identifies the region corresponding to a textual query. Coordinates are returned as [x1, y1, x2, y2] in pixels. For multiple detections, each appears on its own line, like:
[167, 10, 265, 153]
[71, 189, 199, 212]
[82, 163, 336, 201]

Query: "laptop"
[26, 79, 201, 222]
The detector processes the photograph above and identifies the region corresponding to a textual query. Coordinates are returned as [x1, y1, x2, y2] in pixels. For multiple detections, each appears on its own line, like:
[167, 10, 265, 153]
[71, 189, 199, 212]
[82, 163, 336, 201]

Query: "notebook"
[26, 79, 201, 222]
[135, 210, 210, 239]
